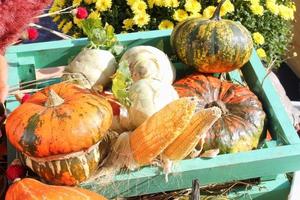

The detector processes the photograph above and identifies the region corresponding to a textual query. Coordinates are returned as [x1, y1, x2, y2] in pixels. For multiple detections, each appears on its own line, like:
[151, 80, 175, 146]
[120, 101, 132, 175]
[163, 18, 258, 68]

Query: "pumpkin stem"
[205, 100, 228, 114]
[211, 0, 226, 21]
[45, 89, 64, 107]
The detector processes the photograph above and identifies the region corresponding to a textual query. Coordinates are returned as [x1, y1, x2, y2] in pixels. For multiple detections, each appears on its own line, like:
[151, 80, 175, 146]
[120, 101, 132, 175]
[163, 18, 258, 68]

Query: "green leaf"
[81, 19, 119, 50]
[112, 61, 133, 107]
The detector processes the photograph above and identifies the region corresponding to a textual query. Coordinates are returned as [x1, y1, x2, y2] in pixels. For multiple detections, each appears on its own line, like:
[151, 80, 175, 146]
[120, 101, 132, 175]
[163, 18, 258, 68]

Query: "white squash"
[64, 48, 117, 88]
[119, 46, 176, 84]
[128, 79, 179, 128]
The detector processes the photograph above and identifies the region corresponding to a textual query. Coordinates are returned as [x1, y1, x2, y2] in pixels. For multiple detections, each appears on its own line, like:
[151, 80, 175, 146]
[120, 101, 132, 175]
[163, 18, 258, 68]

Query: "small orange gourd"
[5, 178, 107, 200]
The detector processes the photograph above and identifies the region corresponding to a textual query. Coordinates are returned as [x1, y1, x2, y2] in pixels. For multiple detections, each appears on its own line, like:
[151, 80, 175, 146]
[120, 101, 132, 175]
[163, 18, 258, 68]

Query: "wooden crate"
[5, 30, 300, 199]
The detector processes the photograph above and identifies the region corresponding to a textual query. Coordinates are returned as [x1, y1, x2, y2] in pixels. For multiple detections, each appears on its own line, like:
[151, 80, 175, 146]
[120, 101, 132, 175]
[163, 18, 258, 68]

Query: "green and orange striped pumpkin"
[170, 0, 253, 73]
[174, 74, 266, 153]
[6, 82, 113, 185]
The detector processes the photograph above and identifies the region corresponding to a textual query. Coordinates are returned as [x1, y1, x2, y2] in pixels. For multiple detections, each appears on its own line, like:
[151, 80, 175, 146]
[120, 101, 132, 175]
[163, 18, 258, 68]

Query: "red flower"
[21, 27, 39, 41]
[6, 159, 26, 182]
[21, 93, 31, 103]
[75, 7, 88, 19]
[27, 28, 39, 41]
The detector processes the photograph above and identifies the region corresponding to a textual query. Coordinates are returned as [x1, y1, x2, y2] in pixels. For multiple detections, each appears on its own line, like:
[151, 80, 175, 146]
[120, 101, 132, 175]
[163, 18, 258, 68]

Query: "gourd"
[5, 178, 107, 200]
[119, 46, 176, 84]
[62, 19, 120, 89]
[170, 0, 253, 73]
[63, 48, 117, 88]
[128, 78, 179, 128]
[5, 82, 113, 185]
[174, 74, 266, 153]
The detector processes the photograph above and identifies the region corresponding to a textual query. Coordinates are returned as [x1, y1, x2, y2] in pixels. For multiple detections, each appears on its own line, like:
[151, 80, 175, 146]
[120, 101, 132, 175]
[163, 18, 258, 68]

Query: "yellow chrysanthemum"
[257, 48, 267, 59]
[122, 18, 135, 30]
[185, 0, 201, 13]
[53, 16, 60, 22]
[173, 9, 188, 22]
[292, 3, 296, 11]
[84, 0, 93, 4]
[58, 19, 67, 30]
[202, 6, 216, 19]
[72, 0, 82, 6]
[158, 20, 174, 30]
[62, 22, 73, 34]
[88, 11, 101, 20]
[96, 0, 112, 11]
[250, 4, 264, 16]
[250, 0, 260, 5]
[56, 0, 66, 7]
[49, 5, 60, 14]
[154, 0, 164, 7]
[278, 5, 294, 20]
[188, 12, 202, 18]
[73, 17, 83, 28]
[131, 0, 148, 14]
[266, 1, 279, 15]
[147, 0, 154, 8]
[127, 0, 136, 6]
[133, 12, 150, 27]
[163, 0, 179, 8]
[72, 33, 81, 38]
[219, 0, 235, 16]
[252, 32, 265, 45]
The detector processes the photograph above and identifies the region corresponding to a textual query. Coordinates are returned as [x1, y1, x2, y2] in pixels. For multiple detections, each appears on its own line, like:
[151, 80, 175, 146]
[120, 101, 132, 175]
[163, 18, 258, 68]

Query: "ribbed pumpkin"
[174, 74, 266, 153]
[6, 82, 113, 185]
[170, 0, 253, 73]
[5, 178, 107, 200]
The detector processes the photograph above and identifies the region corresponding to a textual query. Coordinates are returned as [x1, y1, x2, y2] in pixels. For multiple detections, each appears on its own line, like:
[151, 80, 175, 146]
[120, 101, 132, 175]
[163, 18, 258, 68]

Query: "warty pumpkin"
[170, 0, 253, 73]
[5, 178, 107, 200]
[174, 74, 266, 153]
[6, 82, 113, 185]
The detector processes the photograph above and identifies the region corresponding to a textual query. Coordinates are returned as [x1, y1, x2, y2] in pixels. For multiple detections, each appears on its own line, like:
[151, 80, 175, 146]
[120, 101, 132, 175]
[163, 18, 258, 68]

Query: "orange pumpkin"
[174, 74, 266, 153]
[5, 178, 107, 200]
[6, 82, 113, 185]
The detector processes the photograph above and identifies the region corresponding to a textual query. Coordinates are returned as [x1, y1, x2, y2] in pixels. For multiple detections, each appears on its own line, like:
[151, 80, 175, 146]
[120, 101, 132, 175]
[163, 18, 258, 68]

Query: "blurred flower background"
[49, 0, 296, 68]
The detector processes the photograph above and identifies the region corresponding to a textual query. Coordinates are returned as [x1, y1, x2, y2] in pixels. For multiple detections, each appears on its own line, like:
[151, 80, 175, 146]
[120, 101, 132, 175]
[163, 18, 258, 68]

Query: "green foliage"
[112, 61, 132, 107]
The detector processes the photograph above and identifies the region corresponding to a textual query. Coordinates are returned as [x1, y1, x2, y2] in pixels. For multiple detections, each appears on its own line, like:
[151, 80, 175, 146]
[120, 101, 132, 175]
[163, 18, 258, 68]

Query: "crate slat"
[80, 144, 300, 198]
[241, 51, 300, 145]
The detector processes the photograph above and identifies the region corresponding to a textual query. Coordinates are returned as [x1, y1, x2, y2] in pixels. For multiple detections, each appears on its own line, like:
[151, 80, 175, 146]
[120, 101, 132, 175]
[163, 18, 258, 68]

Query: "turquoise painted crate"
[5, 30, 300, 199]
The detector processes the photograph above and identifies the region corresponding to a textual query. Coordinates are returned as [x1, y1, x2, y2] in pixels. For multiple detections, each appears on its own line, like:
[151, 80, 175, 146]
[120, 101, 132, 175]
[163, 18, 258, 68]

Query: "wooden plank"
[241, 50, 300, 145]
[80, 144, 300, 198]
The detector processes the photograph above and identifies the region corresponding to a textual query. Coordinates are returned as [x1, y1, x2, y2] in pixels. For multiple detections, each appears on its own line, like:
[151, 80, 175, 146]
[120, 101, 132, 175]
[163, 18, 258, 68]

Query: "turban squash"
[174, 74, 266, 153]
[5, 178, 107, 200]
[170, 0, 253, 73]
[6, 82, 113, 185]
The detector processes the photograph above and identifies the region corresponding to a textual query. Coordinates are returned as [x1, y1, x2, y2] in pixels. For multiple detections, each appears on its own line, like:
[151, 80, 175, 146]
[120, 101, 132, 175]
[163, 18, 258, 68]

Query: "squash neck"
[45, 89, 64, 107]
[205, 100, 227, 114]
[210, 0, 226, 21]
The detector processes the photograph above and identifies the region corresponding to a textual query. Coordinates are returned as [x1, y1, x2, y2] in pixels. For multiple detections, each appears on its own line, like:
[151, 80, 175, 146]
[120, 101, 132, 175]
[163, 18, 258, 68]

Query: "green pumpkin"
[170, 0, 253, 73]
